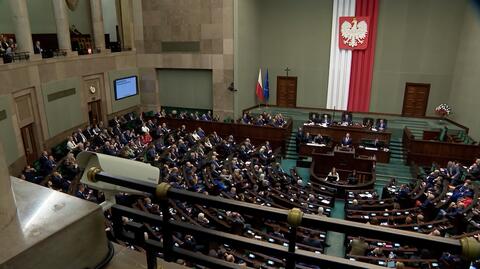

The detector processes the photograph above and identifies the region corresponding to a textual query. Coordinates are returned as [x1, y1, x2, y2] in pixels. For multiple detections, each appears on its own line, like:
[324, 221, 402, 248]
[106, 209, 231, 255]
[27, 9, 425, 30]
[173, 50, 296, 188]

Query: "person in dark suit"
[295, 127, 304, 152]
[342, 112, 353, 125]
[34, 41, 43, 55]
[44, 155, 57, 176]
[376, 119, 387, 130]
[74, 129, 87, 144]
[313, 134, 324, 144]
[311, 113, 321, 124]
[373, 138, 385, 149]
[321, 114, 331, 125]
[303, 132, 312, 144]
[341, 133, 352, 147]
[363, 118, 374, 129]
[347, 170, 358, 184]
[38, 151, 49, 174]
[468, 159, 480, 180]
[145, 144, 157, 163]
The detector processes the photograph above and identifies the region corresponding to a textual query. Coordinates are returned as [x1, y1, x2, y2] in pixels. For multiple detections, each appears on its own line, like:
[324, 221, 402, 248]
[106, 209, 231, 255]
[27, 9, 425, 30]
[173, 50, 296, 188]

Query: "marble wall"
[139, 0, 234, 119]
[0, 52, 138, 172]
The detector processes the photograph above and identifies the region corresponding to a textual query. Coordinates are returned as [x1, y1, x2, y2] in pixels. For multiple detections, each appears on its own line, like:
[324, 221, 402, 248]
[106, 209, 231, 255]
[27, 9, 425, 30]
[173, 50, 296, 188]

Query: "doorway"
[402, 83, 430, 117]
[277, 76, 297, 108]
[88, 100, 103, 125]
[21, 124, 38, 165]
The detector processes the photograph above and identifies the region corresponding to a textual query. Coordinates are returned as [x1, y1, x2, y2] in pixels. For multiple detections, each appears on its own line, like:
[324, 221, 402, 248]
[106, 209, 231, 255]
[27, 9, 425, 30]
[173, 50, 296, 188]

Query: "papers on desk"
[358, 193, 373, 198]
[307, 143, 326, 147]
[303, 122, 329, 128]
[365, 146, 379, 151]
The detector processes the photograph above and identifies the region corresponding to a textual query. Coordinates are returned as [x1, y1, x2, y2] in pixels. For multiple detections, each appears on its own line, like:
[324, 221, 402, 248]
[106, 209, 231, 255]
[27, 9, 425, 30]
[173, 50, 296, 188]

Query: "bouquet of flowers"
[435, 104, 451, 117]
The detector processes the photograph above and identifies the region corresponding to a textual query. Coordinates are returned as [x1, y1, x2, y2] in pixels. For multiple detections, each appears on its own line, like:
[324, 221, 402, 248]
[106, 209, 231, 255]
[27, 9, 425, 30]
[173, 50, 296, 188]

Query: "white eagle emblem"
[341, 18, 368, 48]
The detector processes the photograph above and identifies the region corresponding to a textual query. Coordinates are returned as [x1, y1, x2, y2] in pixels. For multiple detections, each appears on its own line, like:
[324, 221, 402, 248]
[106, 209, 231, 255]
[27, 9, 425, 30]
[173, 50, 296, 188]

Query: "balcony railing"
[2, 51, 30, 63]
[89, 169, 479, 269]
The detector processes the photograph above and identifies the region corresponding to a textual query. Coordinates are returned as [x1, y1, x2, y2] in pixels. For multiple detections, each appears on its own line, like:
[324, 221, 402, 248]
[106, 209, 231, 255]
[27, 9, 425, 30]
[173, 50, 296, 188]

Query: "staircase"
[285, 130, 298, 160]
[375, 135, 413, 190]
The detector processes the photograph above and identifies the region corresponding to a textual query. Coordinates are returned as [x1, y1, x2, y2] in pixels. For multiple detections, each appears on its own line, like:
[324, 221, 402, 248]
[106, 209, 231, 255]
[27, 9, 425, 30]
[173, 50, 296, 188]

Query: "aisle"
[325, 199, 346, 257]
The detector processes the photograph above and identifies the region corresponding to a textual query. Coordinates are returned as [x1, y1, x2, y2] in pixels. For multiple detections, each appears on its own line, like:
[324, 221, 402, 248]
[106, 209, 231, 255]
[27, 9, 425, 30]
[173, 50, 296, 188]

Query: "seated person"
[362, 138, 385, 149]
[241, 112, 251, 124]
[313, 134, 325, 144]
[468, 159, 480, 180]
[303, 132, 312, 143]
[320, 113, 332, 125]
[363, 117, 374, 129]
[310, 113, 321, 124]
[341, 112, 353, 125]
[347, 170, 358, 184]
[373, 138, 385, 148]
[341, 133, 353, 147]
[326, 167, 340, 181]
[376, 118, 387, 130]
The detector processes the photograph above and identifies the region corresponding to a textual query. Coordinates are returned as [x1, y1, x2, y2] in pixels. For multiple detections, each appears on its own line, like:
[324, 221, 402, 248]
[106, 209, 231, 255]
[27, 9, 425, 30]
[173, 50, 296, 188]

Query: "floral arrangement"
[435, 104, 451, 117]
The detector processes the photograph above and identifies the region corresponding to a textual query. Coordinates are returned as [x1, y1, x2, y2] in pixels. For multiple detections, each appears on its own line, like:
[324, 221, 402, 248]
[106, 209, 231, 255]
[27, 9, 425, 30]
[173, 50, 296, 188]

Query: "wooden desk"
[298, 143, 333, 156]
[403, 128, 480, 166]
[356, 146, 390, 163]
[298, 143, 390, 163]
[156, 117, 292, 153]
[311, 147, 375, 174]
[309, 147, 376, 197]
[303, 123, 391, 146]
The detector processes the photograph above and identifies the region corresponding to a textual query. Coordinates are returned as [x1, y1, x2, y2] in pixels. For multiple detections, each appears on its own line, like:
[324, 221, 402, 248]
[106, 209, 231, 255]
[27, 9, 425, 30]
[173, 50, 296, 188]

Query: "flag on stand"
[256, 69, 264, 101]
[263, 69, 269, 103]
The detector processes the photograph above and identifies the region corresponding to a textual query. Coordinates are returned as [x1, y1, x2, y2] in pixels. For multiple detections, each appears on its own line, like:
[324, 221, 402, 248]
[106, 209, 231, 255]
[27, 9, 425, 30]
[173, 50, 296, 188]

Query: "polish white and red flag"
[255, 68, 264, 101]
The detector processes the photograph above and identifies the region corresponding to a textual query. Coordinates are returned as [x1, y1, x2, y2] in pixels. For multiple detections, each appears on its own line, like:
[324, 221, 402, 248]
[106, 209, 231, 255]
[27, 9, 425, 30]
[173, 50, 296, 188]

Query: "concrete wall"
[234, 0, 261, 118]
[370, 0, 467, 115]
[258, 0, 333, 108]
[0, 1, 14, 33]
[41, 78, 83, 138]
[140, 0, 234, 119]
[158, 69, 213, 110]
[0, 52, 138, 171]
[0, 95, 22, 166]
[449, 0, 480, 140]
[68, 0, 93, 35]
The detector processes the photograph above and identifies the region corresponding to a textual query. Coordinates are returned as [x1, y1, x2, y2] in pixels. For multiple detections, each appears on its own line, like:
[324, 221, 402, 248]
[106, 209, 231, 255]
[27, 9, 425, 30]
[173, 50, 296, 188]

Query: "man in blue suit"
[321, 114, 331, 125]
[342, 112, 353, 125]
[376, 119, 387, 130]
[341, 133, 353, 147]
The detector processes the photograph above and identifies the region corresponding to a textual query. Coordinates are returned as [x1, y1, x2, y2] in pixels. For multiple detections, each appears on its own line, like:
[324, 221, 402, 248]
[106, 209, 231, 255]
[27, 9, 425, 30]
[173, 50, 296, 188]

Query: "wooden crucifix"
[284, 67, 291, 77]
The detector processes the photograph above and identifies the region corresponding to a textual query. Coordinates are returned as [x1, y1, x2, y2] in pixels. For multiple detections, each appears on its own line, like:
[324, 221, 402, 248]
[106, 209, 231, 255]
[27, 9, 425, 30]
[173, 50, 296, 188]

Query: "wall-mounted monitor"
[114, 76, 138, 100]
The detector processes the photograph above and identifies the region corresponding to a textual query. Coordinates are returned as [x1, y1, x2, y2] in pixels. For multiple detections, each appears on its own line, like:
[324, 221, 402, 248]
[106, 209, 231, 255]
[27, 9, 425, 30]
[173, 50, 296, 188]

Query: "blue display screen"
[114, 76, 138, 100]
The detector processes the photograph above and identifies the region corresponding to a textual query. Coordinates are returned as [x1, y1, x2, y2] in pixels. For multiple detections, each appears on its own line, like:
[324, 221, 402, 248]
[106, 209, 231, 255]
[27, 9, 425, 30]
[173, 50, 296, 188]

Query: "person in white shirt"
[141, 123, 150, 134]
[66, 136, 77, 151]
[326, 167, 340, 181]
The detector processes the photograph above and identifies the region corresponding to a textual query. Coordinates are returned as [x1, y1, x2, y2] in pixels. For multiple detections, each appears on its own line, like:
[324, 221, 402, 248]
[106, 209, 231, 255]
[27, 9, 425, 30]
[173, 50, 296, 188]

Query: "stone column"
[90, 0, 106, 52]
[52, 0, 74, 54]
[0, 142, 16, 230]
[8, 0, 36, 58]
[119, 0, 135, 50]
